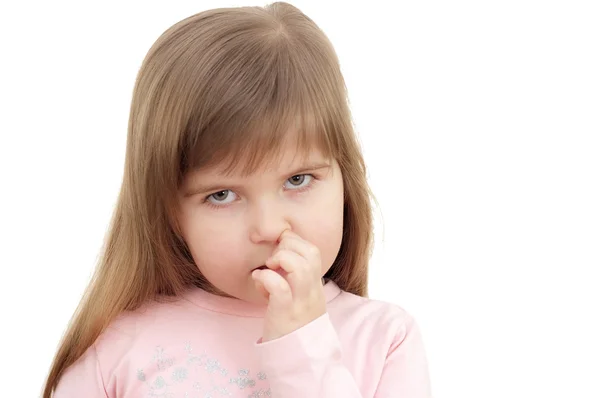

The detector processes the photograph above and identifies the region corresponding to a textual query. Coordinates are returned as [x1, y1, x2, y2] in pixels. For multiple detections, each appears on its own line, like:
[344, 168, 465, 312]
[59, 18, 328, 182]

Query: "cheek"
[313, 220, 343, 273]
[299, 185, 344, 270]
[183, 217, 247, 275]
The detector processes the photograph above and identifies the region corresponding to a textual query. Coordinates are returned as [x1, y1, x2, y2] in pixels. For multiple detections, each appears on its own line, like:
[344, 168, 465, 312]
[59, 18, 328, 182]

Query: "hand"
[251, 229, 327, 342]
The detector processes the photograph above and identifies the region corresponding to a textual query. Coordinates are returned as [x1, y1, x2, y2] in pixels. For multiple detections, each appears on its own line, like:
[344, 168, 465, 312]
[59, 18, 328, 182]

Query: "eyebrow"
[183, 162, 331, 197]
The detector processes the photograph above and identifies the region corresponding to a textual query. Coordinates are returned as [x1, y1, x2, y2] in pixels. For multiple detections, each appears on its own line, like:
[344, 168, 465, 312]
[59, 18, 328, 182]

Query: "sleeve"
[373, 313, 432, 397]
[254, 312, 432, 398]
[53, 343, 109, 398]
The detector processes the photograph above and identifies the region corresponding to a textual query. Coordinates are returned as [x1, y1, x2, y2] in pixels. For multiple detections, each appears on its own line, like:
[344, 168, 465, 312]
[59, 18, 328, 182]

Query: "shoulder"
[56, 295, 194, 395]
[325, 288, 427, 381]
[92, 294, 192, 369]
[328, 288, 418, 339]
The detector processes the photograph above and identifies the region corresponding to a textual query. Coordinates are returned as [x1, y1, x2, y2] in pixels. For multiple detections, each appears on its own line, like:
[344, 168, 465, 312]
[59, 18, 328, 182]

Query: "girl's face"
[177, 142, 344, 304]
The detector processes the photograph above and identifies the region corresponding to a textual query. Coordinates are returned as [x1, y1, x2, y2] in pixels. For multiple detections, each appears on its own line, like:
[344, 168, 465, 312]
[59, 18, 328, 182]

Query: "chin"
[221, 284, 268, 305]
[244, 290, 269, 305]
[248, 297, 268, 306]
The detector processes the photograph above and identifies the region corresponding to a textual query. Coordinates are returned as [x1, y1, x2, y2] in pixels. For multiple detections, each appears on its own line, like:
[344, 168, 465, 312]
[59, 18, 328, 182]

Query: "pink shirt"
[54, 280, 432, 397]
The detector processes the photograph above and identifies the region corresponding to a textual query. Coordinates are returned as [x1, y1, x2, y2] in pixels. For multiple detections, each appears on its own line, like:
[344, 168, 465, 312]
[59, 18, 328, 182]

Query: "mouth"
[253, 265, 268, 271]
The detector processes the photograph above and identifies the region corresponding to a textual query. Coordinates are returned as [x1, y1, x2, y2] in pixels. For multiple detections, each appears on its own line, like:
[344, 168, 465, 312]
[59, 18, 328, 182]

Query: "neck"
[201, 277, 328, 300]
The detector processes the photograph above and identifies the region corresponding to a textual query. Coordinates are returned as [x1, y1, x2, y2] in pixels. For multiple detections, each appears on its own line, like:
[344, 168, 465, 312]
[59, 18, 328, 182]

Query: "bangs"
[186, 106, 336, 178]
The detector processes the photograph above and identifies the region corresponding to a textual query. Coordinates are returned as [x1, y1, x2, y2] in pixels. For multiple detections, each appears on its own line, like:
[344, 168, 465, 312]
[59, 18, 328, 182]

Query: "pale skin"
[252, 229, 327, 342]
[177, 142, 344, 342]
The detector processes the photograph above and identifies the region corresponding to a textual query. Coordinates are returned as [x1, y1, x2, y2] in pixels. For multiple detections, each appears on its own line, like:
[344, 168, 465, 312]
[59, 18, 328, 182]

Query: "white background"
[1, 1, 598, 397]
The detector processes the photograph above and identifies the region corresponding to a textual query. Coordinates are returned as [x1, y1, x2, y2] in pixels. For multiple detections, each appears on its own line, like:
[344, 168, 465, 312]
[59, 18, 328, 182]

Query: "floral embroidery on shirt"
[153, 346, 176, 371]
[229, 369, 255, 389]
[248, 389, 271, 397]
[137, 342, 270, 398]
[172, 367, 188, 382]
[147, 375, 175, 397]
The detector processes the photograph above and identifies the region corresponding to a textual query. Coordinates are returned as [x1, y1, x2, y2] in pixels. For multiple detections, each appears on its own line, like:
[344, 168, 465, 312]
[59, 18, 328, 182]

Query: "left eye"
[284, 174, 312, 189]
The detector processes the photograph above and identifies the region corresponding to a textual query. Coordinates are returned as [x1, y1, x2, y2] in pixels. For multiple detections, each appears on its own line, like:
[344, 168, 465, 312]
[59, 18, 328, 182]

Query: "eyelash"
[202, 174, 318, 210]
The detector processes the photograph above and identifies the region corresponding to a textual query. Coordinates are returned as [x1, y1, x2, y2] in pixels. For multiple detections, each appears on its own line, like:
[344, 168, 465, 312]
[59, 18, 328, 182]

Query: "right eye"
[205, 190, 238, 205]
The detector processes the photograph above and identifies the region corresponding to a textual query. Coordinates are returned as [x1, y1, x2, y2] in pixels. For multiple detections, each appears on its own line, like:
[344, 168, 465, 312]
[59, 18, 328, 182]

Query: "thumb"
[253, 275, 270, 300]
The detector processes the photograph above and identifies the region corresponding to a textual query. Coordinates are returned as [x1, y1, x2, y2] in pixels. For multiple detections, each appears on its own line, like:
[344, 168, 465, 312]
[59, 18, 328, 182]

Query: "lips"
[254, 265, 268, 270]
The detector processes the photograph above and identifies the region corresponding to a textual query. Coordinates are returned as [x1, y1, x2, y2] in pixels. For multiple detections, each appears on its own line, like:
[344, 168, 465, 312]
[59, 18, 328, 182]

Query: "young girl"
[44, 2, 432, 397]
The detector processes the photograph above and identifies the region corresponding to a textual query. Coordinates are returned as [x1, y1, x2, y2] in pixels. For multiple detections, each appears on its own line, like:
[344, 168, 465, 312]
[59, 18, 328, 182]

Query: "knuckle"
[276, 278, 291, 294]
[308, 245, 320, 257]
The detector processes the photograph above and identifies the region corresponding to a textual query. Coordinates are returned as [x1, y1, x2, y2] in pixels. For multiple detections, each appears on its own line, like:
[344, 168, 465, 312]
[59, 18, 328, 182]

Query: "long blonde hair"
[43, 2, 374, 396]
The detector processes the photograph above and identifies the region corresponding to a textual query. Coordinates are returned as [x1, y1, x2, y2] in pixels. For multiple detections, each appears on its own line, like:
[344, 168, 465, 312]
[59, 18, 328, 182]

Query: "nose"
[248, 199, 291, 244]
